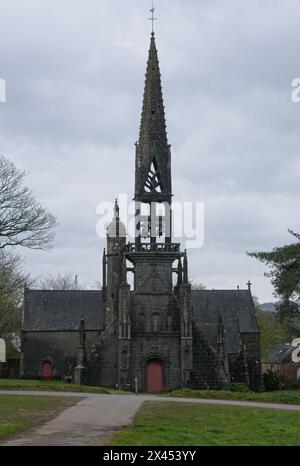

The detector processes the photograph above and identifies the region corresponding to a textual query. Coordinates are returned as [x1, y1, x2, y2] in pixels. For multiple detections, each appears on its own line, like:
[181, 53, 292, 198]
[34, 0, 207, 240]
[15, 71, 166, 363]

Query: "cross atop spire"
[149, 0, 157, 35]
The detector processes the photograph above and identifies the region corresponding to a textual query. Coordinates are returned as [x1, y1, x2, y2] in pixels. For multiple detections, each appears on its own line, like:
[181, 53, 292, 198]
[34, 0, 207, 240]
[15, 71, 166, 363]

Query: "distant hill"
[260, 302, 276, 313]
[260, 301, 300, 331]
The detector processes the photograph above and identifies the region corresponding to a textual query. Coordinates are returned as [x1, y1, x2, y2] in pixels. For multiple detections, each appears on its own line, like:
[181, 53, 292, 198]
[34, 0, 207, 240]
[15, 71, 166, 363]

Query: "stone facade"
[21, 33, 261, 391]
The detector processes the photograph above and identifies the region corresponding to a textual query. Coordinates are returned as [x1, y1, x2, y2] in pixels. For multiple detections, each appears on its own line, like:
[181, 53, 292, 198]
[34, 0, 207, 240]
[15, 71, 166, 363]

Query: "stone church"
[21, 33, 261, 392]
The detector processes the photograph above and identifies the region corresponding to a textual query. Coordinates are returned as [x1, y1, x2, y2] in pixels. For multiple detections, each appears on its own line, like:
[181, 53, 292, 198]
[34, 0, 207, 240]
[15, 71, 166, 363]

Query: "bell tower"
[125, 31, 193, 391]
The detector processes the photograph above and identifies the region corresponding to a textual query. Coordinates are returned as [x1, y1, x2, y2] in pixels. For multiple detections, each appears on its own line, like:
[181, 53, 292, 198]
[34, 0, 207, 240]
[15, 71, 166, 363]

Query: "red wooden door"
[42, 362, 52, 380]
[147, 360, 163, 392]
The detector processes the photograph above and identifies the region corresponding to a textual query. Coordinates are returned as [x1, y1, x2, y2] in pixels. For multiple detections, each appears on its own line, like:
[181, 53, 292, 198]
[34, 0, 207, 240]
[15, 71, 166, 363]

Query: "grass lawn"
[0, 395, 78, 440]
[167, 388, 300, 405]
[1, 379, 300, 405]
[0, 378, 115, 394]
[108, 401, 300, 446]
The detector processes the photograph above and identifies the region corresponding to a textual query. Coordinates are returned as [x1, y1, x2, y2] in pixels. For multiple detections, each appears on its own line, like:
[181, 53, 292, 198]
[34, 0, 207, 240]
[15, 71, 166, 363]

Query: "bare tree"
[38, 272, 86, 290]
[0, 155, 56, 250]
[191, 280, 206, 290]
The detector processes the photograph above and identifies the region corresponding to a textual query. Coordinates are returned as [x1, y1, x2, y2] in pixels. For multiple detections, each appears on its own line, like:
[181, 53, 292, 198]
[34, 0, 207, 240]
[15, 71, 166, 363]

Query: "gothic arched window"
[144, 160, 163, 193]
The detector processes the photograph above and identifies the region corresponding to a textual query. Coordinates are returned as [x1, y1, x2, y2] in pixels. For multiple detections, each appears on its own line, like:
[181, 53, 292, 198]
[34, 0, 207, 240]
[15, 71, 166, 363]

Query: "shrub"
[280, 378, 300, 391]
[230, 383, 251, 393]
[263, 369, 280, 391]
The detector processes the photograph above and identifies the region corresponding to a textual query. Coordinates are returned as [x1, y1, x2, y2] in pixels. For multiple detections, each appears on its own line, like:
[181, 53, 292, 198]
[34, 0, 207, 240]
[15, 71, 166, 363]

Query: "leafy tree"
[0, 155, 56, 250]
[248, 230, 300, 332]
[38, 272, 86, 290]
[252, 296, 289, 360]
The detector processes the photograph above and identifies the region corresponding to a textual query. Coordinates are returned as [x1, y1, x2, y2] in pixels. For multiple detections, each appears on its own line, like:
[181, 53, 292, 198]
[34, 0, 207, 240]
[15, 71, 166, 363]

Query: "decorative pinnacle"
[114, 198, 119, 218]
[177, 258, 183, 286]
[149, 0, 157, 35]
[183, 250, 188, 284]
[121, 254, 128, 284]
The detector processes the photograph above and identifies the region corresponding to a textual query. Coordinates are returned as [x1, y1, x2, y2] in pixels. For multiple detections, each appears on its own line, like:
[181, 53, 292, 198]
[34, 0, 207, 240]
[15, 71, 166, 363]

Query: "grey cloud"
[0, 0, 299, 302]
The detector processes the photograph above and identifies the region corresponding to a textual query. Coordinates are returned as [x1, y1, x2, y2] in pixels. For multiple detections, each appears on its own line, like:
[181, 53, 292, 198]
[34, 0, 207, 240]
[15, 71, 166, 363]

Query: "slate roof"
[23, 288, 258, 354]
[192, 290, 259, 354]
[268, 344, 294, 364]
[23, 289, 104, 332]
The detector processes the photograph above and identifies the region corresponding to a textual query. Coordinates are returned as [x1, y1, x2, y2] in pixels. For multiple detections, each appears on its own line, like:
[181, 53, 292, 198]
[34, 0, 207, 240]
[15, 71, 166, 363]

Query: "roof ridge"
[27, 289, 102, 293]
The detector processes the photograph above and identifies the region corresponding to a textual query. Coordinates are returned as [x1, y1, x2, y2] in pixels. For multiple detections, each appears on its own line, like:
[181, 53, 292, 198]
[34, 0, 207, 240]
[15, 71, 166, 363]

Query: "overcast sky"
[0, 0, 300, 302]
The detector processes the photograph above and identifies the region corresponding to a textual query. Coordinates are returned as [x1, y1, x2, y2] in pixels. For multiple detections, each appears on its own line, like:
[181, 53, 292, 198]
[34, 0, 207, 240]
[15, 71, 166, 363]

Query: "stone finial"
[114, 198, 119, 217]
[79, 315, 86, 348]
[107, 199, 126, 238]
[247, 280, 252, 292]
[217, 312, 224, 344]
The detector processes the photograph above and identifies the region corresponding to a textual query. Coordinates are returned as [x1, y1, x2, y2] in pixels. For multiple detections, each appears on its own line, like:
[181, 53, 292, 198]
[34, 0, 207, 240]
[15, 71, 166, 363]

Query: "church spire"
[135, 32, 171, 202]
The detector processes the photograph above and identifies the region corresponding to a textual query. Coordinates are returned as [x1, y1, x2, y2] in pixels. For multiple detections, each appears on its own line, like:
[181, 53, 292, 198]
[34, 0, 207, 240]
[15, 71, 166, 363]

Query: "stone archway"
[147, 359, 163, 392]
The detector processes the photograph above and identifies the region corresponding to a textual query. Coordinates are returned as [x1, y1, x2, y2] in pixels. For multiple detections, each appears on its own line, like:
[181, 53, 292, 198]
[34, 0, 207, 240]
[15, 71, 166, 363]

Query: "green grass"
[0, 395, 78, 440]
[167, 388, 300, 405]
[108, 401, 300, 446]
[0, 378, 118, 394]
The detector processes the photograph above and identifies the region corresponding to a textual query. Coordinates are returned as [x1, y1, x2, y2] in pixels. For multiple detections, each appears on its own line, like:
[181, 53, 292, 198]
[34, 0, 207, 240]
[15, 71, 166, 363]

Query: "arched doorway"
[147, 360, 163, 392]
[41, 361, 52, 380]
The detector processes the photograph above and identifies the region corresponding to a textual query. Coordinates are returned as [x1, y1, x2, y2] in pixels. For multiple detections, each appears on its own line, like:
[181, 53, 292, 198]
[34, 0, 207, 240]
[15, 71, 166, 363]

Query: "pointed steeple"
[135, 34, 172, 202]
[139, 34, 168, 152]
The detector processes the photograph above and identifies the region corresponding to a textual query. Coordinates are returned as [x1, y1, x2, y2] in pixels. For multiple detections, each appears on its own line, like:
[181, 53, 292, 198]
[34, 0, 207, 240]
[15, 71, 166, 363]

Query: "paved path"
[0, 390, 299, 446]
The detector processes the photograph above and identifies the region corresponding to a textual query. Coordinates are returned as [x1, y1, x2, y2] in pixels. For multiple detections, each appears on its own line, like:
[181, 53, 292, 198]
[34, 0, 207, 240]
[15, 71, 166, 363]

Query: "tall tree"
[248, 230, 300, 333]
[0, 155, 56, 250]
[252, 296, 290, 360]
